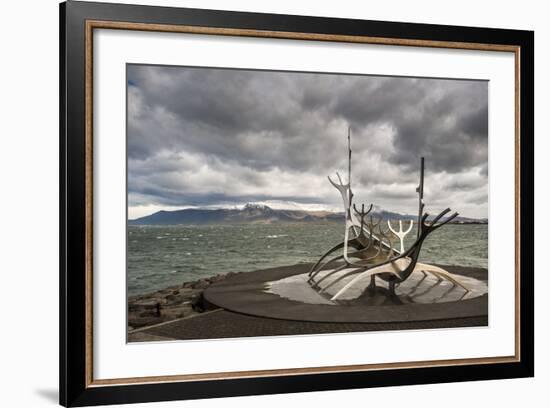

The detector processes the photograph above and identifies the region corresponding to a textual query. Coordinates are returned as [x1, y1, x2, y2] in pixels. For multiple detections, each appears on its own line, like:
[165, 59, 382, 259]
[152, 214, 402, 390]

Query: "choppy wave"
[128, 223, 488, 296]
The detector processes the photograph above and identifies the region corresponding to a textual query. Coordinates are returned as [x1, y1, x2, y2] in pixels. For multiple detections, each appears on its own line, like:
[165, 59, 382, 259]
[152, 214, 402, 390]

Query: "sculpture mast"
[416, 157, 425, 238]
[348, 126, 352, 208]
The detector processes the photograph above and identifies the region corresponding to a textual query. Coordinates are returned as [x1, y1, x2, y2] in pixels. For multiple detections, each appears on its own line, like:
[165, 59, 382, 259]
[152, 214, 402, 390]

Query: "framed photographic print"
[60, 0, 534, 406]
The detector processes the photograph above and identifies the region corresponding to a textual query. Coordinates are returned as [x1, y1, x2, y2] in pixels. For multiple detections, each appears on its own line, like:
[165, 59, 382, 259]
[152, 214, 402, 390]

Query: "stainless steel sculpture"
[308, 128, 471, 301]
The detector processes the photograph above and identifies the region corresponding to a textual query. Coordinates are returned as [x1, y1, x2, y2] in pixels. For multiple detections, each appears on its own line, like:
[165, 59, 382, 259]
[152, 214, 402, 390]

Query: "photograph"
[125, 64, 489, 342]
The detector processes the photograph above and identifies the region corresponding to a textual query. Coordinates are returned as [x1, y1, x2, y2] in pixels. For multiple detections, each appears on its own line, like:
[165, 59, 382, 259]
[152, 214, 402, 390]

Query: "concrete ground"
[128, 308, 487, 342]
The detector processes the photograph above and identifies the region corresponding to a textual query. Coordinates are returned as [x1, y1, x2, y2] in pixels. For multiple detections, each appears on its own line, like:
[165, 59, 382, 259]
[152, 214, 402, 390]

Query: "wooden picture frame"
[60, 1, 534, 406]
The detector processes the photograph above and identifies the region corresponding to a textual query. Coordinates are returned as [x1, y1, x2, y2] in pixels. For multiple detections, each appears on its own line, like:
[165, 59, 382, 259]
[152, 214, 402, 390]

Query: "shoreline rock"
[128, 271, 241, 330]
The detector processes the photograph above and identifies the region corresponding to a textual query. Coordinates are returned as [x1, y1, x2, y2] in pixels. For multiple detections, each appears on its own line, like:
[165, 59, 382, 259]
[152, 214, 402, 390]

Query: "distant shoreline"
[128, 220, 489, 226]
[128, 204, 487, 226]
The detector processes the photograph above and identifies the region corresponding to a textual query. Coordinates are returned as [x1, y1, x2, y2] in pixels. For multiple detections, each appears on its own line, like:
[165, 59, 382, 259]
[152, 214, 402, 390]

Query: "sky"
[127, 64, 488, 220]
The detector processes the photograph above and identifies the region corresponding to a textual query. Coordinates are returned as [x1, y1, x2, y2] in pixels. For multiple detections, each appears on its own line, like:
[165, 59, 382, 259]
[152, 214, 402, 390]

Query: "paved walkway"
[128, 308, 487, 342]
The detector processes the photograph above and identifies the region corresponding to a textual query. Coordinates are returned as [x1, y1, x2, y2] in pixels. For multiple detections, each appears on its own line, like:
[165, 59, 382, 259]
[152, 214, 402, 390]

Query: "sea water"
[127, 223, 488, 296]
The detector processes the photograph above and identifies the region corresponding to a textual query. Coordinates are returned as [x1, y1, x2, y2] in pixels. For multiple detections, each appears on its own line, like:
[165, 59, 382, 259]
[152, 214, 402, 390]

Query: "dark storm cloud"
[127, 64, 488, 218]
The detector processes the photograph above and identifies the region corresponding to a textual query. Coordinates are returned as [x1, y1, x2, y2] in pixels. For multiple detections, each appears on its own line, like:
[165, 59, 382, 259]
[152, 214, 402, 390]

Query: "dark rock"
[191, 293, 206, 313]
[209, 274, 226, 283]
[128, 303, 142, 312]
[193, 280, 210, 290]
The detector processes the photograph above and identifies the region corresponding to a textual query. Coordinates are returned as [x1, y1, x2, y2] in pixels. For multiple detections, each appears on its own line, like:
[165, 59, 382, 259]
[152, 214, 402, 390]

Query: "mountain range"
[128, 203, 487, 226]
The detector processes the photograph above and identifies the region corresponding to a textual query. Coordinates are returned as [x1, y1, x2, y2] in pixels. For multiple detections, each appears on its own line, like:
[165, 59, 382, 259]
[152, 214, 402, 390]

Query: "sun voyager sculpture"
[307, 128, 472, 302]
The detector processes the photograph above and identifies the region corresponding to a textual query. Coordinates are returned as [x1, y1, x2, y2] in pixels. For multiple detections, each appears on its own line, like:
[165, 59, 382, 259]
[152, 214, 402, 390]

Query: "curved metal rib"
[318, 235, 391, 292]
[377, 225, 394, 260]
[311, 264, 356, 288]
[331, 261, 406, 301]
[309, 244, 374, 285]
[308, 238, 364, 280]
[308, 241, 345, 276]
[317, 265, 369, 293]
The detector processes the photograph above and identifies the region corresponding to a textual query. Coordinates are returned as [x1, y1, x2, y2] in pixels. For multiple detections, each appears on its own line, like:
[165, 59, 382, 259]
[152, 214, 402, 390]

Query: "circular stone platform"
[203, 263, 488, 324]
